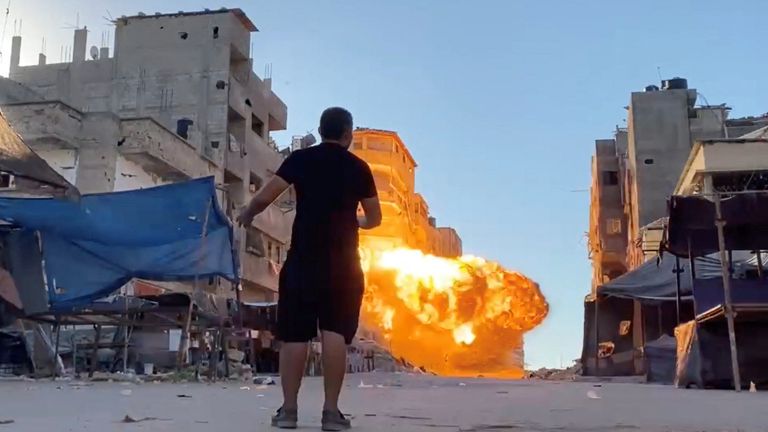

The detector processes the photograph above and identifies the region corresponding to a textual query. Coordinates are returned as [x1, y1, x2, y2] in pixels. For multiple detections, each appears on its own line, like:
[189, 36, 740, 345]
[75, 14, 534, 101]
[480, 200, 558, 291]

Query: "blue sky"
[10, 1, 768, 368]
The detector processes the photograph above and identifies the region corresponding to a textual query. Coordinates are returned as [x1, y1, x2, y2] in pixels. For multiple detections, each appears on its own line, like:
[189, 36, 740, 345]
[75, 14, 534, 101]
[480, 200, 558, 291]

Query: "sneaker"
[271, 407, 298, 429]
[321, 410, 351, 431]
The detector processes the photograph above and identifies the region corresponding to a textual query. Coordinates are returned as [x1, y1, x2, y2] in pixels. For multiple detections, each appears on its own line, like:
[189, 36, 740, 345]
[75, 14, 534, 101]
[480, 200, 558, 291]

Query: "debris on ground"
[0, 419, 14, 425]
[121, 415, 170, 423]
[253, 376, 276, 385]
[358, 380, 373, 389]
[586, 390, 601, 400]
[120, 389, 133, 396]
[176, 394, 192, 398]
[526, 360, 582, 381]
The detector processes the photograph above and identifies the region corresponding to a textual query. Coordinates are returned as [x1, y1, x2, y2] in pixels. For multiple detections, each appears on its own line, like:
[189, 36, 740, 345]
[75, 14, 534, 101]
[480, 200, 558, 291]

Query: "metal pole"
[122, 290, 129, 373]
[757, 250, 764, 279]
[714, 193, 741, 392]
[674, 257, 682, 325]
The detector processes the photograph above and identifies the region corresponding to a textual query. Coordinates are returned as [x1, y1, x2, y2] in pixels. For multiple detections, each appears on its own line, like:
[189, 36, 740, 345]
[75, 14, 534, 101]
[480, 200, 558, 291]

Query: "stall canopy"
[0, 177, 238, 310]
[598, 252, 754, 302]
[0, 112, 77, 197]
[666, 194, 768, 257]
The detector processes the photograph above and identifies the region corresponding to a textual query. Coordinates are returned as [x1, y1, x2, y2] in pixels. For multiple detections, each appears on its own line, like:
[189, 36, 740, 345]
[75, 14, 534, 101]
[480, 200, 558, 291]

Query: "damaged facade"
[351, 128, 462, 258]
[584, 77, 768, 376]
[1, 8, 291, 303]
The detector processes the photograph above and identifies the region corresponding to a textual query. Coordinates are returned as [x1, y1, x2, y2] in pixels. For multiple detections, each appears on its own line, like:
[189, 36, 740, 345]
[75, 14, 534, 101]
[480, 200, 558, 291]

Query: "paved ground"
[0, 373, 766, 431]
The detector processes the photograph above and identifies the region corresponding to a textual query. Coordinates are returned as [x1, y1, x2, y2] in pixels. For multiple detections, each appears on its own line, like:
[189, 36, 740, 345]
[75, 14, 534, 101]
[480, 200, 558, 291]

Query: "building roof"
[118, 8, 258, 32]
[354, 127, 417, 167]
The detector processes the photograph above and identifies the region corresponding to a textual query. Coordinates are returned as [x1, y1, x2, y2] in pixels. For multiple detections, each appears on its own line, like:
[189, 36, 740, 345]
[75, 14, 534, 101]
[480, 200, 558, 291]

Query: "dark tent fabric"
[0, 112, 76, 196]
[666, 193, 768, 258]
[597, 253, 728, 302]
[645, 334, 676, 384]
[0, 177, 238, 309]
[676, 319, 768, 389]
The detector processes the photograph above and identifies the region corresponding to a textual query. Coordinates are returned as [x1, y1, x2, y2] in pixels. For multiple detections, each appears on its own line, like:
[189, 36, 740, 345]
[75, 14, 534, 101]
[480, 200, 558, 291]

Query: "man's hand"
[234, 176, 291, 227]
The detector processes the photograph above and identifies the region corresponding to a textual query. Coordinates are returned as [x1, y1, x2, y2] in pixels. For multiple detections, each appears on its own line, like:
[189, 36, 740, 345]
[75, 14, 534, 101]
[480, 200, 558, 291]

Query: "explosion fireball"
[359, 246, 548, 378]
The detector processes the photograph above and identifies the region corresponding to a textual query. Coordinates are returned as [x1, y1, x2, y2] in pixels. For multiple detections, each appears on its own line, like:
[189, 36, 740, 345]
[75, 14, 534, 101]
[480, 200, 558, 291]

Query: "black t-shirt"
[276, 142, 377, 262]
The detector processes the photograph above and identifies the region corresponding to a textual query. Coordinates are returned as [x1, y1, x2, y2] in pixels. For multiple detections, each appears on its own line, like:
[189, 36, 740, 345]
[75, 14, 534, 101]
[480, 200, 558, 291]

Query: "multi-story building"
[1, 8, 291, 302]
[351, 128, 462, 257]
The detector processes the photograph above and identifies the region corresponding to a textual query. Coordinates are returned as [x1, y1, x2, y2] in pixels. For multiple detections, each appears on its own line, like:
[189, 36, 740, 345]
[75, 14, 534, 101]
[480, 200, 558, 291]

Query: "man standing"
[238, 107, 381, 430]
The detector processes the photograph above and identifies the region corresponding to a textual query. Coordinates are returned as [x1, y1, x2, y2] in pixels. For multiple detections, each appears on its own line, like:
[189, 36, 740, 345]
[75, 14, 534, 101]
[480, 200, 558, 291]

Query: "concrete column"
[38, 53, 46, 66]
[74, 113, 120, 193]
[10, 36, 21, 72]
[72, 28, 87, 64]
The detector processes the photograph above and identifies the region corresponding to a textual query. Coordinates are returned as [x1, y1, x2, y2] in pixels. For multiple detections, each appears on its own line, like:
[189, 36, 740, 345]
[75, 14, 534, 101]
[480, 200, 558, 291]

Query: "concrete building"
[351, 128, 462, 257]
[675, 126, 768, 196]
[2, 8, 291, 302]
[587, 138, 627, 294]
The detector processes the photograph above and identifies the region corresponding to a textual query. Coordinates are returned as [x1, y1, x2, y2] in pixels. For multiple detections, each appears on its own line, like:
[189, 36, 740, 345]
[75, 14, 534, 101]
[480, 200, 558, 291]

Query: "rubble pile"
[526, 361, 582, 381]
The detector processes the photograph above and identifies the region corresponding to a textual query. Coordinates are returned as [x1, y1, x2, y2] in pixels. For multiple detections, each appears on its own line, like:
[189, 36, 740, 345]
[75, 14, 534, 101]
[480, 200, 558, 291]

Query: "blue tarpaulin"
[0, 177, 238, 310]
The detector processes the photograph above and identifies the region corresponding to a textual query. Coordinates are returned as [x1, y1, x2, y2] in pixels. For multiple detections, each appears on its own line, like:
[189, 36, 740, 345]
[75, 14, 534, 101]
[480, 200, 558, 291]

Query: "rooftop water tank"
[662, 77, 688, 90]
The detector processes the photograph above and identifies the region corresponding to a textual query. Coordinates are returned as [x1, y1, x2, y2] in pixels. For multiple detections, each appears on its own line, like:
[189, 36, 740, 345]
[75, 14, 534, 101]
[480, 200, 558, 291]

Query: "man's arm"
[358, 196, 382, 230]
[236, 176, 290, 226]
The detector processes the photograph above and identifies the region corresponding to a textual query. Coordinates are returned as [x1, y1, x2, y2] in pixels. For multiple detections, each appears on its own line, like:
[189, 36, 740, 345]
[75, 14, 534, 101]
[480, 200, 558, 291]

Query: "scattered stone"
[121, 415, 169, 423]
[526, 360, 582, 381]
[253, 376, 276, 385]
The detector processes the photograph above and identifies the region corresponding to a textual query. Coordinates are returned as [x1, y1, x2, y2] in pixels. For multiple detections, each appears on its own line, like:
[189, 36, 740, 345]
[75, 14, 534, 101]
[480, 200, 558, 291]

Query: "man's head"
[319, 107, 354, 148]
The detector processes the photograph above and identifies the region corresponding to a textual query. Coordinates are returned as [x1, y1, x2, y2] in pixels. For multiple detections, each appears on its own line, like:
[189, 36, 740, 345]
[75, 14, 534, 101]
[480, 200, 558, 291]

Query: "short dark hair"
[319, 107, 353, 140]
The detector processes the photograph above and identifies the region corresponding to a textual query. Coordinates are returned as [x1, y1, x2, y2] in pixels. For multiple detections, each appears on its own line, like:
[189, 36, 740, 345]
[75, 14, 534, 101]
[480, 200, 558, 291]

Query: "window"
[213, 26, 219, 39]
[606, 218, 622, 235]
[644, 158, 654, 165]
[602, 170, 619, 186]
[251, 114, 265, 138]
[0, 173, 14, 189]
[176, 118, 193, 139]
[179, 32, 189, 40]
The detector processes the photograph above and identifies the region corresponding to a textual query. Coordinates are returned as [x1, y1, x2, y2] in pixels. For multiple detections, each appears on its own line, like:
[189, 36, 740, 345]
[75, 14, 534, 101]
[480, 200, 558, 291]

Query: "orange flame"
[360, 245, 548, 378]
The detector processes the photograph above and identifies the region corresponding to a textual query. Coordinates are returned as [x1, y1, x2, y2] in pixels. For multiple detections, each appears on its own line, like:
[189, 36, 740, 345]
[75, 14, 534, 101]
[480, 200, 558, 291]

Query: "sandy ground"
[0, 373, 766, 431]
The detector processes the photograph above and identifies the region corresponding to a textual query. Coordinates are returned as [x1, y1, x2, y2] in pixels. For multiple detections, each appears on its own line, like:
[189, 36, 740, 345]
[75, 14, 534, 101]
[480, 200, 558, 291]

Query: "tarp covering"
[676, 319, 768, 389]
[0, 112, 76, 196]
[645, 334, 676, 384]
[0, 177, 237, 309]
[666, 193, 768, 258]
[598, 252, 757, 302]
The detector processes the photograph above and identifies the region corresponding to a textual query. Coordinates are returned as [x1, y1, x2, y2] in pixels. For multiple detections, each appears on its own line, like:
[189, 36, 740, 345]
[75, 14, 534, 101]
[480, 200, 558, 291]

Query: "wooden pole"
[714, 193, 741, 392]
[52, 321, 61, 380]
[89, 325, 101, 378]
[757, 250, 764, 279]
[176, 301, 194, 370]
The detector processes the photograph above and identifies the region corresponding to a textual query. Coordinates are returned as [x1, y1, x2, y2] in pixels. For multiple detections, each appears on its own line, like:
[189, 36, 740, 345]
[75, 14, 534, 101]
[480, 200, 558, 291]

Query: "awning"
[0, 111, 77, 197]
[666, 193, 768, 257]
[0, 177, 238, 309]
[598, 252, 755, 302]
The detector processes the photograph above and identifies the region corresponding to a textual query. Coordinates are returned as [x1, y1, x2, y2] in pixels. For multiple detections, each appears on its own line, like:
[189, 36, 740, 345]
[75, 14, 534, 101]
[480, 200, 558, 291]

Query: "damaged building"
[1, 8, 292, 303]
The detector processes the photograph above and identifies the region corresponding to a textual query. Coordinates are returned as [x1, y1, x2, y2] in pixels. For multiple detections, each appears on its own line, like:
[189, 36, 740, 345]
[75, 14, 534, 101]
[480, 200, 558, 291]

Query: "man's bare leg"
[320, 331, 347, 412]
[279, 342, 309, 410]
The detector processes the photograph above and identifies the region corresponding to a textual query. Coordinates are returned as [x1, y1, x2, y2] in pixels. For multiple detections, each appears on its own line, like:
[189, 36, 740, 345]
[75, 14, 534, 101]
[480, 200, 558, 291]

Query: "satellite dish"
[89, 46, 99, 60]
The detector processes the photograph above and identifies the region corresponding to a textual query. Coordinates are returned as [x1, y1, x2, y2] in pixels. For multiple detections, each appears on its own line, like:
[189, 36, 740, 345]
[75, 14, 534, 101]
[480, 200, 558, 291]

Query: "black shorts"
[276, 254, 364, 345]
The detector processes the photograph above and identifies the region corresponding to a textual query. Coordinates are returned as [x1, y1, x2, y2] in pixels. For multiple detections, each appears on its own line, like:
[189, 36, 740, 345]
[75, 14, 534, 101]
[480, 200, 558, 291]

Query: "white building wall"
[113, 156, 166, 191]
[36, 149, 78, 185]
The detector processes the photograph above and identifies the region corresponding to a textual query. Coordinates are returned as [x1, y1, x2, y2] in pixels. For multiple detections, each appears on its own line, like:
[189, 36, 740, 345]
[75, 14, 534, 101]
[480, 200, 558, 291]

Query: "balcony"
[119, 118, 217, 182]
[3, 101, 83, 149]
[242, 252, 280, 292]
[248, 136, 284, 181]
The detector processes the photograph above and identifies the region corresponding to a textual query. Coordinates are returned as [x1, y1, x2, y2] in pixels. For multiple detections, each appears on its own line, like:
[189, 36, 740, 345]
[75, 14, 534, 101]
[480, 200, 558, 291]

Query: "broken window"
[251, 114, 265, 138]
[644, 158, 655, 165]
[606, 218, 622, 235]
[176, 118, 193, 139]
[602, 170, 619, 186]
[210, 141, 220, 149]
[179, 32, 189, 40]
[597, 341, 615, 358]
[213, 26, 219, 39]
[619, 320, 631, 336]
